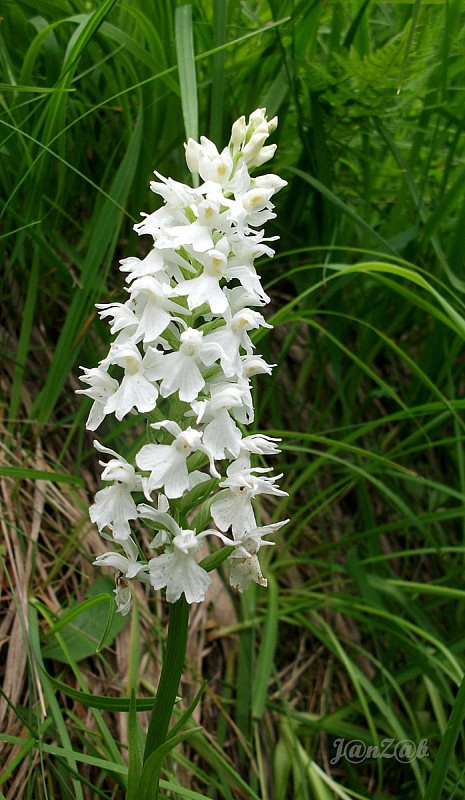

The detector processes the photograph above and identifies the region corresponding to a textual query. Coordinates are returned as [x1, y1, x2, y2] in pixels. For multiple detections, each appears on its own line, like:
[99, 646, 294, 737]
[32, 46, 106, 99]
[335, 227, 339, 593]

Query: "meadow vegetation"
[2, 1, 465, 798]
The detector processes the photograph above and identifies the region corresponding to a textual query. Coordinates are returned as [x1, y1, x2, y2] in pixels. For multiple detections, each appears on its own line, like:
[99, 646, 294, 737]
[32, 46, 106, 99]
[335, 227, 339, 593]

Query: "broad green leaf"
[42, 578, 127, 662]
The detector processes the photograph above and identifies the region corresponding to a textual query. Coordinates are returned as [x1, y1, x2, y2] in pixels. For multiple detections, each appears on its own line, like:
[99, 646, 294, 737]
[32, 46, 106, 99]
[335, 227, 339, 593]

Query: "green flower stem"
[143, 596, 190, 765]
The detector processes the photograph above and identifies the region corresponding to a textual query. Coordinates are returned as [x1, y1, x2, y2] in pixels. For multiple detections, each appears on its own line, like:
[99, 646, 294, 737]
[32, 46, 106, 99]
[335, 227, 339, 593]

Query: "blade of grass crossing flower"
[175, 4, 198, 143]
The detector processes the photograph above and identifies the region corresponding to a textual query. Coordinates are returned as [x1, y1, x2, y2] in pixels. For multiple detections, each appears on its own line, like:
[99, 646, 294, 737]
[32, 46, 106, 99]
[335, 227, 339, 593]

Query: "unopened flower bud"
[230, 115, 247, 148]
[267, 115, 278, 134]
[185, 138, 201, 173]
[242, 131, 269, 162]
[248, 108, 267, 132]
[249, 144, 278, 167]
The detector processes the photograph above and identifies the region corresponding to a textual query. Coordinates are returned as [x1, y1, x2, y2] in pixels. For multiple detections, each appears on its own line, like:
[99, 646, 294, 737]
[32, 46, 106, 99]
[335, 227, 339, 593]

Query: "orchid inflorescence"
[78, 109, 289, 613]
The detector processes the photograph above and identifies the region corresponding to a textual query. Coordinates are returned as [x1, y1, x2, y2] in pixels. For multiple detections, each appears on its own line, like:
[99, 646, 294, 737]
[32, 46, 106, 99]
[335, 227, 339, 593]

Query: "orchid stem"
[143, 596, 190, 766]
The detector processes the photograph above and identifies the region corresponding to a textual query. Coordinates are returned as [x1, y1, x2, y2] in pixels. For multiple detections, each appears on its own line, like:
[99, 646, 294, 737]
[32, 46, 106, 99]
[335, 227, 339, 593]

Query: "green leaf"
[62, 0, 120, 76]
[42, 672, 157, 712]
[42, 579, 127, 663]
[127, 690, 143, 800]
[168, 682, 206, 742]
[252, 575, 278, 720]
[423, 672, 465, 800]
[199, 545, 234, 573]
[138, 727, 202, 800]
[0, 84, 75, 93]
[178, 478, 218, 518]
[175, 4, 198, 144]
[0, 466, 83, 485]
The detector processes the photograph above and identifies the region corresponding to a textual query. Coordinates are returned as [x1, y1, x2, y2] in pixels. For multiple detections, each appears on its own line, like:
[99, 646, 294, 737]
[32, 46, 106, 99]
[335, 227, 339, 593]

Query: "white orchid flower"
[80, 109, 288, 607]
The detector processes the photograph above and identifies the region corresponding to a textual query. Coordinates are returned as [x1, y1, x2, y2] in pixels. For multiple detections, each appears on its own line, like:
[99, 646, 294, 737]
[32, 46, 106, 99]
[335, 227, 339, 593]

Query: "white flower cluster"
[79, 109, 289, 613]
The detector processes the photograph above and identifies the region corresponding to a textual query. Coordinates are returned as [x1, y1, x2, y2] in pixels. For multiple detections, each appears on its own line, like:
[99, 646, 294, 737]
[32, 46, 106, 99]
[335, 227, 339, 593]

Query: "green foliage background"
[2, 1, 465, 798]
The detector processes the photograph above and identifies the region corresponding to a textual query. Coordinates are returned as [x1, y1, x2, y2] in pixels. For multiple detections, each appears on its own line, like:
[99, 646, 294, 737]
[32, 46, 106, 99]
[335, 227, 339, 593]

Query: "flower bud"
[184, 138, 201, 173]
[248, 108, 267, 132]
[248, 144, 278, 167]
[267, 115, 278, 134]
[242, 131, 269, 163]
[230, 115, 247, 148]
